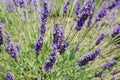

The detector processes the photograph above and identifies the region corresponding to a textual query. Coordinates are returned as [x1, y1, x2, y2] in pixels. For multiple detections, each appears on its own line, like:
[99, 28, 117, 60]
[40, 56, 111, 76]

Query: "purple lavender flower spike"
[40, 24, 46, 35]
[50, 52, 59, 64]
[13, 0, 19, 6]
[75, 0, 95, 31]
[78, 47, 102, 67]
[34, 35, 44, 55]
[96, 32, 106, 45]
[44, 60, 54, 74]
[59, 41, 70, 54]
[53, 24, 65, 49]
[102, 59, 116, 70]
[19, 0, 25, 8]
[8, 42, 18, 60]
[32, 0, 38, 8]
[111, 24, 120, 37]
[27, 0, 32, 5]
[75, 0, 82, 15]
[94, 72, 104, 78]
[6, 72, 15, 80]
[96, 8, 107, 21]
[15, 43, 22, 53]
[6, 0, 14, 12]
[6, 32, 11, 44]
[0, 25, 4, 46]
[64, 0, 71, 13]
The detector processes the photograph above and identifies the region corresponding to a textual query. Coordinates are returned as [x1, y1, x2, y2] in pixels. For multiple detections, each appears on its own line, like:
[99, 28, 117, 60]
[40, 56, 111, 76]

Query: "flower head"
[6, 72, 15, 80]
[96, 32, 106, 45]
[64, 0, 71, 13]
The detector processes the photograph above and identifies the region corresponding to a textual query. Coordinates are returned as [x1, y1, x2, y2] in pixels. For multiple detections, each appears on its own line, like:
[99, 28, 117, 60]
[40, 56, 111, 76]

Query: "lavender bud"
[64, 0, 71, 13]
[94, 72, 104, 78]
[96, 32, 106, 45]
[96, 8, 107, 21]
[40, 24, 46, 35]
[34, 35, 44, 55]
[6, 0, 14, 12]
[13, 0, 19, 6]
[44, 60, 54, 74]
[6, 72, 15, 80]
[6, 33, 11, 44]
[59, 41, 70, 54]
[111, 24, 120, 37]
[0, 25, 4, 46]
[78, 47, 102, 67]
[102, 59, 116, 70]
[32, 0, 38, 8]
[19, 0, 25, 8]
[75, 0, 82, 15]
[15, 43, 22, 53]
[8, 42, 18, 60]
[73, 45, 81, 54]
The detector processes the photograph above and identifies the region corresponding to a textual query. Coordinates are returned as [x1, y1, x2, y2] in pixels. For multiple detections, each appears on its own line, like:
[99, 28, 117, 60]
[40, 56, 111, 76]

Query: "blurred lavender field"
[0, 0, 120, 80]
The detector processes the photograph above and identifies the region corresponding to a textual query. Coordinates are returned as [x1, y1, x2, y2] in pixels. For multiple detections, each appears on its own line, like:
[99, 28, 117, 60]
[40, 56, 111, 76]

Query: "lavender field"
[0, 0, 120, 80]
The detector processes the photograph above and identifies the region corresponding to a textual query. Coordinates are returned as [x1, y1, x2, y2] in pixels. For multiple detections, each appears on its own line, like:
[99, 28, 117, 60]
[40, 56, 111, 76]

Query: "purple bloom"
[112, 70, 120, 75]
[94, 72, 104, 78]
[32, 0, 38, 8]
[102, 59, 116, 70]
[15, 43, 22, 53]
[6, 32, 11, 44]
[111, 24, 120, 37]
[64, 0, 71, 13]
[44, 46, 60, 74]
[6, 72, 15, 80]
[8, 42, 18, 60]
[19, 0, 25, 8]
[6, 0, 14, 12]
[40, 24, 46, 35]
[27, 0, 32, 5]
[53, 24, 65, 49]
[96, 8, 107, 21]
[107, 0, 120, 10]
[59, 41, 70, 54]
[13, 0, 19, 6]
[96, 32, 106, 45]
[0, 25, 4, 46]
[75, 0, 82, 15]
[78, 47, 102, 67]
[75, 0, 95, 31]
[44, 60, 54, 74]
[34, 35, 44, 55]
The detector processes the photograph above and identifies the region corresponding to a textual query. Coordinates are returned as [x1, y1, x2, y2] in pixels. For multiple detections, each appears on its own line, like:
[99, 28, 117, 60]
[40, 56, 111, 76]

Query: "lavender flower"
[44, 60, 54, 74]
[59, 41, 70, 54]
[44, 45, 59, 74]
[6, 72, 15, 80]
[102, 59, 116, 70]
[112, 70, 120, 75]
[19, 0, 25, 8]
[13, 0, 19, 6]
[96, 32, 106, 45]
[34, 35, 44, 55]
[6, 0, 14, 12]
[40, 24, 46, 35]
[64, 0, 71, 13]
[78, 47, 102, 67]
[53, 24, 65, 49]
[75, 0, 82, 15]
[26, 0, 32, 5]
[107, 0, 120, 10]
[8, 42, 18, 60]
[111, 24, 120, 37]
[15, 43, 22, 53]
[94, 72, 104, 78]
[75, 0, 95, 31]
[96, 8, 107, 21]
[6, 33, 11, 44]
[32, 0, 38, 8]
[0, 25, 4, 46]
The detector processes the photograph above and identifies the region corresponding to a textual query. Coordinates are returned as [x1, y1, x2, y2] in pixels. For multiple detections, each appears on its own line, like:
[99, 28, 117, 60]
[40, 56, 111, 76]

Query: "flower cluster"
[64, 0, 71, 13]
[78, 47, 102, 67]
[96, 32, 106, 45]
[75, 0, 95, 31]
[6, 72, 15, 80]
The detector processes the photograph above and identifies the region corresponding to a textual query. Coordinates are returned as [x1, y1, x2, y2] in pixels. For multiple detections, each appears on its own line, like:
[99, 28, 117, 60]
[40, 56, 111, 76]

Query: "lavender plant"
[0, 0, 120, 80]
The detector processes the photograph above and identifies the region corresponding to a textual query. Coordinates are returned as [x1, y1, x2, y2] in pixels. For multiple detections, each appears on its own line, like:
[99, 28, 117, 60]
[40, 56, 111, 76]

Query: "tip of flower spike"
[6, 72, 15, 80]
